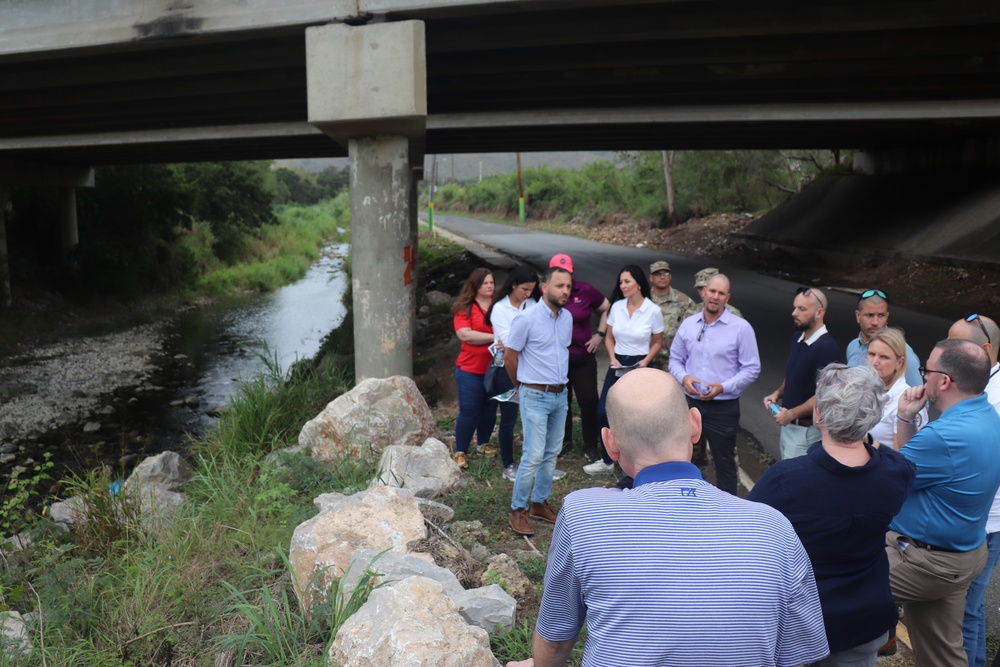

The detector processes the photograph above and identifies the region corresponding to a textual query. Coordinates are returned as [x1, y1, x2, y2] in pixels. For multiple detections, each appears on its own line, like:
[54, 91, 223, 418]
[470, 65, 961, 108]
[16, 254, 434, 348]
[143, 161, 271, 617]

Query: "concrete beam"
[0, 159, 94, 187]
[306, 21, 427, 144]
[0, 0, 357, 56]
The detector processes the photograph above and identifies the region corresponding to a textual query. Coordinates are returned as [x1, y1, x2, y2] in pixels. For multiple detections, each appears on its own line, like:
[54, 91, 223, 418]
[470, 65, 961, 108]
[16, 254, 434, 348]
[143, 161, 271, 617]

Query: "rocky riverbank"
[0, 323, 168, 456]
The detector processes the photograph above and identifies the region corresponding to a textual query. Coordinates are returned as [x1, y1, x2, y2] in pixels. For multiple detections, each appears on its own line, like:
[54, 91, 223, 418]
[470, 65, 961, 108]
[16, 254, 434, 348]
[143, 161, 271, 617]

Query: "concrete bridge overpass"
[2, 0, 1000, 378]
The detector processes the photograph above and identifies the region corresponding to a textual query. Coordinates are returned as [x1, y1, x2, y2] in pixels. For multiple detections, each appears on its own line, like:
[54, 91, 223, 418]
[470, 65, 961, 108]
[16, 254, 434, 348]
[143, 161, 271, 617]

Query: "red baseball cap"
[549, 253, 574, 273]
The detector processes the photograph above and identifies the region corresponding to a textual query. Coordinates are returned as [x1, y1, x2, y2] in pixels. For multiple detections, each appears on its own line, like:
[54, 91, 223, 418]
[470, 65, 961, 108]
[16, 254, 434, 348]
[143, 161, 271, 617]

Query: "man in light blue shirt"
[845, 289, 921, 386]
[505, 266, 573, 538]
[888, 338, 1000, 667]
[669, 274, 760, 495]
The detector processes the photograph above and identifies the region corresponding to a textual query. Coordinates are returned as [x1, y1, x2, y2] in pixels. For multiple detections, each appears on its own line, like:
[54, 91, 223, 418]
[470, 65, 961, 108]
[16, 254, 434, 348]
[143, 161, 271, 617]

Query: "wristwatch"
[597, 330, 606, 338]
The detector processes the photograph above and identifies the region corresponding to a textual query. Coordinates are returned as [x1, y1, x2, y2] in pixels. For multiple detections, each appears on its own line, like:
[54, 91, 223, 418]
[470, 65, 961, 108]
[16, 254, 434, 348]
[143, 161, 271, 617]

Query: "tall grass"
[197, 193, 351, 296]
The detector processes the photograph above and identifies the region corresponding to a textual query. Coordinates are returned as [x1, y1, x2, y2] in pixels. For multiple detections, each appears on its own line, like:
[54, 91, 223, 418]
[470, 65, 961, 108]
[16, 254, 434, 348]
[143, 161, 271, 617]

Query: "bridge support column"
[59, 186, 79, 258]
[0, 191, 10, 308]
[306, 20, 426, 381]
[348, 136, 414, 379]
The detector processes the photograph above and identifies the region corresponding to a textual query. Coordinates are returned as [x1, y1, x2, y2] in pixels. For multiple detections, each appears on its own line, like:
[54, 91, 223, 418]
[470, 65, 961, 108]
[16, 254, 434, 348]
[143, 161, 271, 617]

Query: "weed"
[0, 453, 52, 539]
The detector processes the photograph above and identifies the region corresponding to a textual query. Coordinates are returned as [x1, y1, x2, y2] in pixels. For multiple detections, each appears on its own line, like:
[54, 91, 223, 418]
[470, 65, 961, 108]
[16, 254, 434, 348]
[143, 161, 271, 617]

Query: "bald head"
[605, 369, 698, 468]
[706, 274, 730, 295]
[948, 315, 999, 365]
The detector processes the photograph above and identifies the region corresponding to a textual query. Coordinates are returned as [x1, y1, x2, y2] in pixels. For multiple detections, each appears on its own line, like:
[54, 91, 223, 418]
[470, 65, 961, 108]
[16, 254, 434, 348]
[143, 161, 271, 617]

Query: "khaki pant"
[886, 531, 987, 667]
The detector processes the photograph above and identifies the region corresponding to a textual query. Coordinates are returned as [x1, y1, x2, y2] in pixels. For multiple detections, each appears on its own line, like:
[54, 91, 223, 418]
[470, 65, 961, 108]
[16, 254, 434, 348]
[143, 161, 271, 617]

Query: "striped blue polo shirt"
[536, 461, 829, 666]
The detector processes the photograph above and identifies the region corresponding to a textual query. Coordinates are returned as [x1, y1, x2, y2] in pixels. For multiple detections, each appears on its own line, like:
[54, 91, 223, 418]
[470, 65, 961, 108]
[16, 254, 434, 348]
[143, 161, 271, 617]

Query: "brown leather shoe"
[529, 501, 559, 524]
[877, 636, 896, 657]
[509, 508, 534, 536]
[452, 452, 468, 469]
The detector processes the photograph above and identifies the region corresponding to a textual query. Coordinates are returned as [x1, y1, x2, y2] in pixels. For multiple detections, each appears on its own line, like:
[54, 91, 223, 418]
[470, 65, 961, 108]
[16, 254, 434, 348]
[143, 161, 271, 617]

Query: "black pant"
[564, 353, 600, 457]
[686, 397, 740, 496]
[596, 354, 646, 464]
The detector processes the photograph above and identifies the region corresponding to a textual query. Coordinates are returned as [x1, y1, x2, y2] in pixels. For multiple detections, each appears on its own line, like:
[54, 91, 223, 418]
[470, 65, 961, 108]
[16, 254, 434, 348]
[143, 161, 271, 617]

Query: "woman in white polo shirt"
[584, 264, 664, 475]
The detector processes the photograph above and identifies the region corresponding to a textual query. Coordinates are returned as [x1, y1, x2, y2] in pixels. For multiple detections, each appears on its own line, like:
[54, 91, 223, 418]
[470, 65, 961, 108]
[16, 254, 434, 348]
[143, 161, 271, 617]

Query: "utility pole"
[428, 156, 437, 234]
[516, 152, 525, 222]
[661, 150, 676, 225]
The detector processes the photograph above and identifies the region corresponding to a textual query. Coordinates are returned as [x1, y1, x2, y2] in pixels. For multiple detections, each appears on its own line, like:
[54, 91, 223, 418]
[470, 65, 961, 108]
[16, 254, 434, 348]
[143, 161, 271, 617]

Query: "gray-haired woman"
[748, 363, 915, 667]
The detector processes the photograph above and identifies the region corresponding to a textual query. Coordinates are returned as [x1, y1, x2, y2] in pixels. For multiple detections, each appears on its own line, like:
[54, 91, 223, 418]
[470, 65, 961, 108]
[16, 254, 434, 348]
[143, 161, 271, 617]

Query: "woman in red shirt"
[452, 268, 499, 468]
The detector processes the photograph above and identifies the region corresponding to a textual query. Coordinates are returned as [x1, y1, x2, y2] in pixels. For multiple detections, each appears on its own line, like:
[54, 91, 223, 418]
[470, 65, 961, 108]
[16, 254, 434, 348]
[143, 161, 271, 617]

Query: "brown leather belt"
[791, 417, 813, 427]
[908, 538, 960, 553]
[521, 383, 566, 393]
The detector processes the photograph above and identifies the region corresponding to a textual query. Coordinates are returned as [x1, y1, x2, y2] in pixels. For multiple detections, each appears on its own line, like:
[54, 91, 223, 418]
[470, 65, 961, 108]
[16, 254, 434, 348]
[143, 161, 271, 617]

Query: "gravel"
[0, 323, 167, 443]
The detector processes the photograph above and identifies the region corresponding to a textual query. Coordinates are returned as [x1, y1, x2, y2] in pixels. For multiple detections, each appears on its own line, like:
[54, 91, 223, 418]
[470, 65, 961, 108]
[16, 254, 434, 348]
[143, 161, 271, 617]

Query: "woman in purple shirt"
[549, 253, 610, 463]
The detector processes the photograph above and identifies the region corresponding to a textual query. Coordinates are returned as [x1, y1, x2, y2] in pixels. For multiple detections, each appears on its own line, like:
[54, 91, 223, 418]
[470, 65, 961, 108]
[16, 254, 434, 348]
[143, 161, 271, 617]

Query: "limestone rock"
[125, 451, 192, 491]
[415, 497, 455, 525]
[453, 584, 517, 632]
[0, 610, 30, 657]
[299, 376, 437, 461]
[289, 486, 426, 612]
[424, 290, 453, 307]
[344, 549, 516, 632]
[485, 553, 534, 600]
[329, 576, 496, 667]
[372, 438, 460, 498]
[450, 520, 490, 547]
[48, 495, 87, 528]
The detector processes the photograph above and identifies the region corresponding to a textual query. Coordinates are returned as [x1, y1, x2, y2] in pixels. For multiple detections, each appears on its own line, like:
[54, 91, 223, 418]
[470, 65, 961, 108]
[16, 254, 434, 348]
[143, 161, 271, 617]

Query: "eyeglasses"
[918, 367, 953, 383]
[697, 321, 708, 341]
[965, 312, 992, 345]
[860, 289, 888, 302]
[796, 286, 827, 310]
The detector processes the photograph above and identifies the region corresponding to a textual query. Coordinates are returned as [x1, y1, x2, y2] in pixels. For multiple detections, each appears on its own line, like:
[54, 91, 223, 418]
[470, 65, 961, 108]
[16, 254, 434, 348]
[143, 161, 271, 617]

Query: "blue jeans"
[596, 354, 645, 464]
[511, 386, 567, 510]
[963, 531, 1000, 667]
[454, 367, 498, 454]
[494, 369, 518, 468]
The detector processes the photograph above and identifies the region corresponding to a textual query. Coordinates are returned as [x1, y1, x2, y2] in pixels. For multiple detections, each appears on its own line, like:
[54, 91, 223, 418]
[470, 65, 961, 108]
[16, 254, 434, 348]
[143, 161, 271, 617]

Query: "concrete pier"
[307, 20, 426, 380]
[60, 186, 79, 258]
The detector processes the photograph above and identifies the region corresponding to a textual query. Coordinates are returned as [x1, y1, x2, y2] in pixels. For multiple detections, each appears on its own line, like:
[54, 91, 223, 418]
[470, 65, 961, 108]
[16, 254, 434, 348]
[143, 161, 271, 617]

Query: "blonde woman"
[866, 327, 927, 448]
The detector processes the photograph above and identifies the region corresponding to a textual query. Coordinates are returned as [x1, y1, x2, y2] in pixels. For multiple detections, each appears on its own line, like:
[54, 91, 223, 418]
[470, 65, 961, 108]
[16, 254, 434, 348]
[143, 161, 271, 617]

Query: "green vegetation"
[429, 149, 848, 226]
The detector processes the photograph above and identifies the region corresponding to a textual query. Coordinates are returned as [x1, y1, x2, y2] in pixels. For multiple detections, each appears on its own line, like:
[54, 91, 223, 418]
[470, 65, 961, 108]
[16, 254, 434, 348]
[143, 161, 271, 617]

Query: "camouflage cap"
[649, 260, 672, 274]
[694, 267, 719, 288]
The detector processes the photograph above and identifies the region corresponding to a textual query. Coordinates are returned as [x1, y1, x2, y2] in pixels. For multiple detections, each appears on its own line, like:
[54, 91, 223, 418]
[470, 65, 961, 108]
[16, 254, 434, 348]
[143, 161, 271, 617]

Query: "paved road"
[433, 213, 952, 459]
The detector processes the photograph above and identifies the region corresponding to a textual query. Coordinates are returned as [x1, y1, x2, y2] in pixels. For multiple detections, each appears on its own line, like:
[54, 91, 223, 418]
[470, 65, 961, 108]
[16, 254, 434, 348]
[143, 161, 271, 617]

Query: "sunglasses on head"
[860, 289, 888, 303]
[795, 286, 827, 310]
[965, 312, 991, 345]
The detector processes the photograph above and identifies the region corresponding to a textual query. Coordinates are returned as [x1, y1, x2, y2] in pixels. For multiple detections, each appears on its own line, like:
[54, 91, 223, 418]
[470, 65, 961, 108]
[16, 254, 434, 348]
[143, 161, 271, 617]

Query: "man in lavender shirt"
[669, 274, 760, 495]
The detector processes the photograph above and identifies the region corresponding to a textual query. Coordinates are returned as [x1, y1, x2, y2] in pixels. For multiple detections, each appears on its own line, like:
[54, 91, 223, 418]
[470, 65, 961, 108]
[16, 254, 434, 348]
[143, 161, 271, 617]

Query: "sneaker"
[453, 452, 468, 469]
[553, 468, 567, 480]
[477, 444, 498, 456]
[583, 460, 615, 475]
[502, 464, 518, 482]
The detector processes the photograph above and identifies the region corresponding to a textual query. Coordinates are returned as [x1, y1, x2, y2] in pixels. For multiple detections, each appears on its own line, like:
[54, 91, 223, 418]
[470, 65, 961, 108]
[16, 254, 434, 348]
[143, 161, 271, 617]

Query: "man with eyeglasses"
[846, 289, 922, 387]
[669, 274, 760, 495]
[763, 287, 842, 460]
[887, 338, 1000, 667]
[947, 313, 1000, 667]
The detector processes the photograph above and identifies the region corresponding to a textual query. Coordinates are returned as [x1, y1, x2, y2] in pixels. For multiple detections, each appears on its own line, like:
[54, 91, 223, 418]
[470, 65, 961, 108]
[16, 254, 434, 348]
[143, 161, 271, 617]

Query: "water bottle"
[493, 347, 505, 367]
[767, 401, 780, 416]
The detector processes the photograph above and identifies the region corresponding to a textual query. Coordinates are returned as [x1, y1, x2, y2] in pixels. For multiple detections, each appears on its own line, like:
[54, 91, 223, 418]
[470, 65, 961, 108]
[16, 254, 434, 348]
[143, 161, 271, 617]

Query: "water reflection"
[166, 243, 349, 435]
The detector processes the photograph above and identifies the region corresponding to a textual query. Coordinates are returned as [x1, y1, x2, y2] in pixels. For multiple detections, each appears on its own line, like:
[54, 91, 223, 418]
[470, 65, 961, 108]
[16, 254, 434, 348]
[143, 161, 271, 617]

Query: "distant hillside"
[274, 151, 617, 181]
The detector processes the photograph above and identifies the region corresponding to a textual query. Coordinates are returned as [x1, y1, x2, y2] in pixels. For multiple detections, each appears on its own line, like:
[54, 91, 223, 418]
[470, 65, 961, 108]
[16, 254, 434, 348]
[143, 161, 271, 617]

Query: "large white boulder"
[329, 576, 498, 667]
[372, 438, 461, 498]
[289, 486, 427, 612]
[299, 376, 437, 461]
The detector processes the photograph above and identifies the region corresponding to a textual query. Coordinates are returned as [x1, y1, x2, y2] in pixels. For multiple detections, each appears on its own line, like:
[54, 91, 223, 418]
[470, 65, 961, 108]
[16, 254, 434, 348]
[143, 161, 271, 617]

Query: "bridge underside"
[1, 0, 999, 165]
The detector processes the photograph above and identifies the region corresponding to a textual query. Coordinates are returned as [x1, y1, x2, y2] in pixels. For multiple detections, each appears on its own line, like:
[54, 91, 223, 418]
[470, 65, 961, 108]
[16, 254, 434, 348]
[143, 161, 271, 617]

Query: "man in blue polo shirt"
[764, 287, 842, 459]
[504, 265, 573, 538]
[889, 338, 1000, 667]
[506, 368, 829, 667]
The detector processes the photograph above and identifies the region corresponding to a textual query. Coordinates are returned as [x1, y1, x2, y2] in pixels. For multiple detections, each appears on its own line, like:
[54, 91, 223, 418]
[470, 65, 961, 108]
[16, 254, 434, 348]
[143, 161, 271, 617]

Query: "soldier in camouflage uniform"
[648, 260, 697, 367]
[695, 267, 743, 319]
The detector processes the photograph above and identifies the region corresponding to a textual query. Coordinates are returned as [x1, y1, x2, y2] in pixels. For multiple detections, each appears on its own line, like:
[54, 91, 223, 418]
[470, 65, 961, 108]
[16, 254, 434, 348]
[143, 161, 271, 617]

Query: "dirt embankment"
[530, 213, 1000, 319]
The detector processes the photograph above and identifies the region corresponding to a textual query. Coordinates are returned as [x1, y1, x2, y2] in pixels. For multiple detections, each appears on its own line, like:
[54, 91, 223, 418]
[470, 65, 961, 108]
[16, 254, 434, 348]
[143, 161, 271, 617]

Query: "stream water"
[27, 243, 350, 483]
